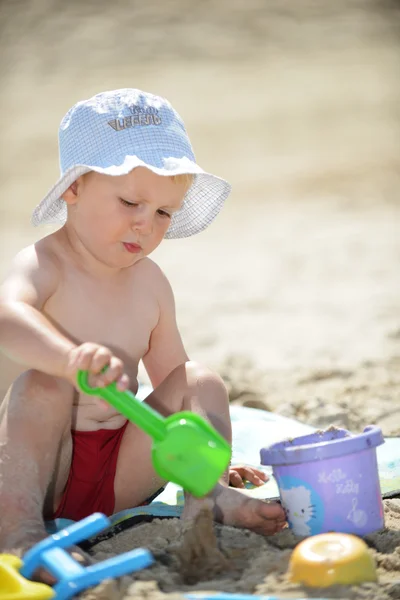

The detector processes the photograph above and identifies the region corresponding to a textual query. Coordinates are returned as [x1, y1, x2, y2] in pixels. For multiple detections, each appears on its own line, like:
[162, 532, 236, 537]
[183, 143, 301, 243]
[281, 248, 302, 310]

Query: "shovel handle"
[76, 370, 166, 442]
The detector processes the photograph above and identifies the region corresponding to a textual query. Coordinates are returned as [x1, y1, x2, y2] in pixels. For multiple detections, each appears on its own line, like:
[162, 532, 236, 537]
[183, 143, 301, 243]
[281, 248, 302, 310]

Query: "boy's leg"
[114, 361, 286, 536]
[114, 361, 231, 509]
[0, 370, 73, 555]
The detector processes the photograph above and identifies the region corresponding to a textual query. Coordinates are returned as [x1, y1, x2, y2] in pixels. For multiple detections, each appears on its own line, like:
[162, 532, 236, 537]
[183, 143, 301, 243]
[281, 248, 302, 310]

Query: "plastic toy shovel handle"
[76, 370, 167, 442]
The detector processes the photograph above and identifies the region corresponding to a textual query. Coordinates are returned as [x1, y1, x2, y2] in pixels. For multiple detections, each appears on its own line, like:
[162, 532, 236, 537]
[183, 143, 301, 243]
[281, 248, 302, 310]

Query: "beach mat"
[144, 405, 400, 504]
[230, 406, 400, 500]
[46, 405, 400, 543]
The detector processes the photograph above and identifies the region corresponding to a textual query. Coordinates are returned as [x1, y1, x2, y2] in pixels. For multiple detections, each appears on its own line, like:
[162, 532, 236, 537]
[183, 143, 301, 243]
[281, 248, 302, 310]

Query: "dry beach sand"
[0, 0, 400, 598]
[82, 503, 400, 600]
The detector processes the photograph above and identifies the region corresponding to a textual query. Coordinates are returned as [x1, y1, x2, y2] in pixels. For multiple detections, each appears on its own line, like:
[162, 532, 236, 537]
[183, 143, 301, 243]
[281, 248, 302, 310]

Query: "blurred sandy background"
[2, 2, 400, 599]
[0, 0, 399, 427]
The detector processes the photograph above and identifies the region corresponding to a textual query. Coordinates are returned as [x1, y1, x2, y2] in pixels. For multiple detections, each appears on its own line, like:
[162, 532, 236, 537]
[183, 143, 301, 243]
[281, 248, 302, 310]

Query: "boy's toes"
[258, 500, 286, 521]
[214, 487, 287, 536]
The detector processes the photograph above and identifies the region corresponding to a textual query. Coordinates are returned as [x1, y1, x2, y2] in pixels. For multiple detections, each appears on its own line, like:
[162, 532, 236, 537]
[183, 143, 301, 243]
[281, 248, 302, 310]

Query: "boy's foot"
[182, 483, 286, 536]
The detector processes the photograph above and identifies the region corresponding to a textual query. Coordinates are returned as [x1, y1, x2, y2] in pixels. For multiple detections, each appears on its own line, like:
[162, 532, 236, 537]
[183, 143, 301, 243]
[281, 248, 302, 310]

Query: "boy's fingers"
[229, 471, 245, 488]
[99, 356, 124, 384]
[116, 373, 130, 391]
[246, 470, 268, 486]
[70, 344, 95, 371]
[73, 343, 106, 371]
[230, 466, 269, 487]
[67, 344, 128, 391]
[243, 466, 267, 479]
[241, 466, 268, 482]
[90, 347, 113, 374]
[252, 468, 268, 481]
[242, 472, 260, 485]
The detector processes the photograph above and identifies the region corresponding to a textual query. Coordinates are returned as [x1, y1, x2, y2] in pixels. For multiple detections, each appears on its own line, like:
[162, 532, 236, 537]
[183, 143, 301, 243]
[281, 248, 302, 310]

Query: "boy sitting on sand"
[0, 89, 286, 556]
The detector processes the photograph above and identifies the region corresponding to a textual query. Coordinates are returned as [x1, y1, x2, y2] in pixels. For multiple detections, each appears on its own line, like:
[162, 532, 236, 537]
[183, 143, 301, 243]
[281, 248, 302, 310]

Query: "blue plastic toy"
[11, 516, 329, 600]
[20, 513, 154, 600]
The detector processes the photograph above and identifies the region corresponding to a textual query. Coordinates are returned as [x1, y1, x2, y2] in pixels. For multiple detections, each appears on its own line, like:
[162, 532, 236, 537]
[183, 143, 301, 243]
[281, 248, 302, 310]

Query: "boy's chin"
[120, 253, 145, 266]
[96, 251, 144, 269]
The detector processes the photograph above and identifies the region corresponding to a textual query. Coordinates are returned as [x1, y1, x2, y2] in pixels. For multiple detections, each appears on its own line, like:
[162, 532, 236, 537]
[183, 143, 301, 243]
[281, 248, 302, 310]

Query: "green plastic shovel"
[77, 370, 231, 497]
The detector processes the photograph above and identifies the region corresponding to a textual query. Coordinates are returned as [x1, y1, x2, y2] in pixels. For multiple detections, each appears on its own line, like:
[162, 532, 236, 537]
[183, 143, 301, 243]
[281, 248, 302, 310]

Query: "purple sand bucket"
[260, 426, 385, 537]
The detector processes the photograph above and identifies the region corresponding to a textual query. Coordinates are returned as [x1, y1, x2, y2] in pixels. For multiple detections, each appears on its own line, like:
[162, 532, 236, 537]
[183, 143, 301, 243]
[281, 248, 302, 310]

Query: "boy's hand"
[229, 465, 269, 488]
[65, 343, 130, 391]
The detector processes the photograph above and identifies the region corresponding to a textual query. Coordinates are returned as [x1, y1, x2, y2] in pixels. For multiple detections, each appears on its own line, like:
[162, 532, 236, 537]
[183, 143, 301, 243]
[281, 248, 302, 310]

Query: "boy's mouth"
[123, 242, 142, 254]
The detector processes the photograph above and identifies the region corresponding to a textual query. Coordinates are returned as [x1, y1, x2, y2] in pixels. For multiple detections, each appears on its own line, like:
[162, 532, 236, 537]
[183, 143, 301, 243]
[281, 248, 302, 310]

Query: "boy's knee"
[185, 361, 227, 393]
[12, 370, 73, 405]
[2, 371, 73, 434]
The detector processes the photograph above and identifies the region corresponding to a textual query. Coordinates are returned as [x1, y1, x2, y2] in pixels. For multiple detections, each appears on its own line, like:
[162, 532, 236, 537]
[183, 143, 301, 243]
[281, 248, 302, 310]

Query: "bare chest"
[44, 273, 159, 366]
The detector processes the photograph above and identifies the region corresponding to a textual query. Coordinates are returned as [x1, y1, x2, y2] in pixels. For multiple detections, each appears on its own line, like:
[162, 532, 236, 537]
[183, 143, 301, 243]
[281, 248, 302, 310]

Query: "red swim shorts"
[52, 422, 128, 521]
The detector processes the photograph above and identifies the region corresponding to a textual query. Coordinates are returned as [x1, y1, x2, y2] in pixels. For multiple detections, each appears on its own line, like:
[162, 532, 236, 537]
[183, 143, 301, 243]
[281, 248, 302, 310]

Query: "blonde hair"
[81, 170, 194, 193]
[171, 173, 194, 192]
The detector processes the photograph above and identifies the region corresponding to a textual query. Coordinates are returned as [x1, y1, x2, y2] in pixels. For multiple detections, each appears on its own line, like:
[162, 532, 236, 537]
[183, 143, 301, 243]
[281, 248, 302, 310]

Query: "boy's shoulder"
[8, 234, 60, 277]
[135, 257, 174, 295]
[133, 259, 177, 313]
[1, 234, 61, 306]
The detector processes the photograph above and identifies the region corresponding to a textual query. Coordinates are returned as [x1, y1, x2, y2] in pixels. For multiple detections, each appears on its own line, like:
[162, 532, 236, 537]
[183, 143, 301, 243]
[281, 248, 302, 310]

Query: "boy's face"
[65, 167, 187, 268]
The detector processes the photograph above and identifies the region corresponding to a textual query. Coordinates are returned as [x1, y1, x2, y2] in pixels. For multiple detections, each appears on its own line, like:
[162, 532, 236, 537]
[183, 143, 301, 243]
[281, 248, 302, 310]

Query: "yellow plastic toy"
[289, 532, 377, 588]
[0, 554, 54, 600]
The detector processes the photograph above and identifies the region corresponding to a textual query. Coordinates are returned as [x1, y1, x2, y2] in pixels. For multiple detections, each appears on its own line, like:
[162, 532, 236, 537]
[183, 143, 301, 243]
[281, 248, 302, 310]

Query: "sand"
[80, 502, 400, 600]
[1, 0, 400, 598]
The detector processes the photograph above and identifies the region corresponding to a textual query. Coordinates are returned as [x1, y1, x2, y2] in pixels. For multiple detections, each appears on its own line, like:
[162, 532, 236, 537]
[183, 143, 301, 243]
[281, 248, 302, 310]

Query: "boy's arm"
[142, 269, 188, 389]
[0, 245, 75, 378]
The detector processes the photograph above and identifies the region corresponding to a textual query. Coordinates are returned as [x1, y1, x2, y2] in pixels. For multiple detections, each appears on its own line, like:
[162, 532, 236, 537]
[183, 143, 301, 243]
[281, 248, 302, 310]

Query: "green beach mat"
[47, 405, 400, 539]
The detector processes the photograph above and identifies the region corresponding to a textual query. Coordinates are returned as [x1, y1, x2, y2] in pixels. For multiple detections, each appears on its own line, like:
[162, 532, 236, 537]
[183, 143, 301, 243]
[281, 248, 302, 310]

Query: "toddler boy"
[0, 89, 286, 557]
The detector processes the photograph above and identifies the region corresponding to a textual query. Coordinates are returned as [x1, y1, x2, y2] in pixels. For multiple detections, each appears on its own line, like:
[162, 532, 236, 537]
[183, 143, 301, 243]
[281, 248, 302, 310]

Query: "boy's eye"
[157, 209, 171, 218]
[119, 198, 137, 207]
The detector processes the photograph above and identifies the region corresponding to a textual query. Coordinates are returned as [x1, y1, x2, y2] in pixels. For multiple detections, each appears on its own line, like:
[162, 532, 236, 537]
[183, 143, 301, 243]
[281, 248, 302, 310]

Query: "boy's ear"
[63, 178, 82, 205]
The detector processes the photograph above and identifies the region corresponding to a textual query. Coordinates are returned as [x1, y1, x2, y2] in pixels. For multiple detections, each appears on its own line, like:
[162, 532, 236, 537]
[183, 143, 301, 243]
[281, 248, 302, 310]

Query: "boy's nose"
[132, 211, 153, 235]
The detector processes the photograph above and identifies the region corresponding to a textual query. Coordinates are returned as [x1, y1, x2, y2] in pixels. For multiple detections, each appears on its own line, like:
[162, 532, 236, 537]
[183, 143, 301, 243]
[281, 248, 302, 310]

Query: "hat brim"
[31, 156, 231, 239]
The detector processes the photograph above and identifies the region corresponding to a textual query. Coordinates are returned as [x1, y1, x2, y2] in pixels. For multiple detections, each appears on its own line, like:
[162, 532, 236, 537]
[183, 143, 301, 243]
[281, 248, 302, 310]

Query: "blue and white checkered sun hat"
[32, 88, 231, 239]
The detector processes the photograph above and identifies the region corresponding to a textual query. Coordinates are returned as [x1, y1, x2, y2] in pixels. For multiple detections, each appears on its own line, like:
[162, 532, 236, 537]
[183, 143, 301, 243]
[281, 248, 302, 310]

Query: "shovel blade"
[152, 412, 231, 497]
